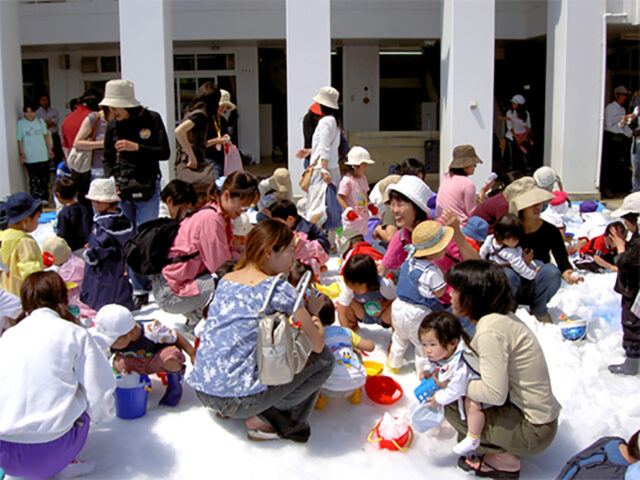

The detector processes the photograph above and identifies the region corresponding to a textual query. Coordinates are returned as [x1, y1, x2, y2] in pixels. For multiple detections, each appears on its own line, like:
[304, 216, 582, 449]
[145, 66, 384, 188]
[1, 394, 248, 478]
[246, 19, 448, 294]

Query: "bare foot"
[245, 416, 275, 433]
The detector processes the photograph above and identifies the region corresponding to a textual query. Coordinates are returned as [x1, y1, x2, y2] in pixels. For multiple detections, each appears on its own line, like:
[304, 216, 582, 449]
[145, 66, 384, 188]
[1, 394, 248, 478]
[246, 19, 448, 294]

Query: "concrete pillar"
[0, 0, 26, 197]
[343, 45, 380, 132]
[118, 0, 174, 184]
[544, 0, 606, 195]
[440, 0, 494, 190]
[235, 46, 260, 165]
[286, 0, 331, 196]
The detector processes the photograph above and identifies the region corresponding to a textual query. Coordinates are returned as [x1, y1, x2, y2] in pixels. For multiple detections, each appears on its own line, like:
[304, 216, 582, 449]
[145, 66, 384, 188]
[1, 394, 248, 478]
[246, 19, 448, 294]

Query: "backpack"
[556, 437, 629, 480]
[124, 206, 214, 276]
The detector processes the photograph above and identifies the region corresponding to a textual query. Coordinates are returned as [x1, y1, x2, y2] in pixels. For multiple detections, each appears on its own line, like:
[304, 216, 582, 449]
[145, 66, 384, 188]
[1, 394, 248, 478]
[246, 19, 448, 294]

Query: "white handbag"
[66, 147, 92, 173]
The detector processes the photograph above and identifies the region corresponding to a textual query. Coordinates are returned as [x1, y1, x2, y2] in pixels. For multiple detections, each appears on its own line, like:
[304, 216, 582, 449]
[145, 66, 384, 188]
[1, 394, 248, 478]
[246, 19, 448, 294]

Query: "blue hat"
[5, 192, 45, 226]
[462, 216, 489, 242]
[579, 200, 598, 214]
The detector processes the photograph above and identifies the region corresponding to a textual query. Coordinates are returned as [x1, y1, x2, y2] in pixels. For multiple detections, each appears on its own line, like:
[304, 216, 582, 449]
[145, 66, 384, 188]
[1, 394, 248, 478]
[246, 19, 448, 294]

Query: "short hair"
[270, 199, 299, 221]
[19, 271, 78, 324]
[317, 294, 336, 326]
[629, 429, 640, 461]
[54, 177, 78, 200]
[80, 90, 100, 111]
[23, 99, 37, 113]
[289, 260, 313, 288]
[69, 98, 79, 111]
[418, 311, 471, 350]
[388, 189, 428, 225]
[395, 158, 425, 177]
[160, 179, 197, 207]
[446, 260, 514, 320]
[604, 221, 626, 236]
[494, 213, 525, 242]
[235, 219, 293, 271]
[342, 254, 380, 293]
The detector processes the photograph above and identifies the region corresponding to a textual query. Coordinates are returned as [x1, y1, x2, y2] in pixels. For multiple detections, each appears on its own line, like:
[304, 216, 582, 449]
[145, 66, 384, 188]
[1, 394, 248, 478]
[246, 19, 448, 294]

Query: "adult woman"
[469, 170, 524, 235]
[446, 260, 560, 478]
[160, 179, 197, 220]
[188, 220, 333, 442]
[435, 144, 482, 225]
[203, 85, 232, 180]
[72, 106, 114, 181]
[295, 102, 324, 169]
[153, 171, 259, 331]
[503, 177, 581, 323]
[0, 271, 115, 479]
[501, 95, 532, 172]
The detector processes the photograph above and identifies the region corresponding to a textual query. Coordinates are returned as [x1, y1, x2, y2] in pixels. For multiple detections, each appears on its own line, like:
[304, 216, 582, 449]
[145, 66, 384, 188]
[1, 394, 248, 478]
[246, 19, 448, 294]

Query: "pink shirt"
[338, 173, 370, 235]
[435, 173, 477, 225]
[58, 255, 95, 319]
[162, 202, 235, 297]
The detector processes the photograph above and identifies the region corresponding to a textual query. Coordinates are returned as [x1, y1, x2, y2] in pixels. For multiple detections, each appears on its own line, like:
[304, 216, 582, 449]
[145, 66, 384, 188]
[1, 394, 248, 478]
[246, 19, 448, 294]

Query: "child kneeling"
[94, 304, 195, 407]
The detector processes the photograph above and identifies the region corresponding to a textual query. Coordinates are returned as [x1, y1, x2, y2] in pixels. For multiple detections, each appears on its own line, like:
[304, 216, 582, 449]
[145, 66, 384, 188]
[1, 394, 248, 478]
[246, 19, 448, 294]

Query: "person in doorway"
[601, 85, 633, 197]
[500, 94, 533, 172]
[35, 93, 63, 170]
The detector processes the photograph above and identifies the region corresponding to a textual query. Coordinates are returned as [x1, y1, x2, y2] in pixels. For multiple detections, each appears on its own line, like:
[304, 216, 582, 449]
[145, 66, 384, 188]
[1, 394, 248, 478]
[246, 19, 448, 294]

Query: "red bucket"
[368, 418, 413, 451]
[364, 375, 403, 405]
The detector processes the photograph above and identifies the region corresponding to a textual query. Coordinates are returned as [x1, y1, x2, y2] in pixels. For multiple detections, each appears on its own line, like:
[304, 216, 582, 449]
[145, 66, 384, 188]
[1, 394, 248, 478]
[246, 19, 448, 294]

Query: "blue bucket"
[561, 320, 587, 341]
[115, 374, 151, 419]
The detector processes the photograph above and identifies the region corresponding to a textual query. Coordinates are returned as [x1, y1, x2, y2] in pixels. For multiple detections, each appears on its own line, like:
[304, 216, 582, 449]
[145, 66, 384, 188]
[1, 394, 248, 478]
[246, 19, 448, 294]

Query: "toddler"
[388, 220, 451, 374]
[338, 228, 385, 274]
[418, 311, 483, 456]
[81, 178, 135, 311]
[54, 177, 92, 252]
[336, 254, 396, 329]
[573, 221, 626, 273]
[93, 304, 195, 407]
[338, 146, 376, 236]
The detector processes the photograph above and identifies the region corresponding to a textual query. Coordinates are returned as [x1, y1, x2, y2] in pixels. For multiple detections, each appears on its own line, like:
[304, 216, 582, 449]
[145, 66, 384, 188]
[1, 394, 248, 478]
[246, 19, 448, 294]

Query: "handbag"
[223, 143, 243, 176]
[256, 271, 313, 386]
[174, 109, 214, 195]
[299, 158, 318, 193]
[67, 113, 100, 173]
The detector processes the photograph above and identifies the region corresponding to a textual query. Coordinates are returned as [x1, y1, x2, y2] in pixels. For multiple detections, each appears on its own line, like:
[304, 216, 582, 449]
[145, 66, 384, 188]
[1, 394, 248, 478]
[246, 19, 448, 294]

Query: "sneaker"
[132, 293, 149, 311]
[55, 458, 95, 478]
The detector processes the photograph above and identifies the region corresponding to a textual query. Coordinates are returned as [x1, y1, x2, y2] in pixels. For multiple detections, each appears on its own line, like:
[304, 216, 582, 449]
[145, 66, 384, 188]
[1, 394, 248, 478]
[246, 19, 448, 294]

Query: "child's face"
[263, 239, 296, 275]
[502, 237, 519, 248]
[420, 329, 458, 363]
[23, 108, 35, 121]
[111, 331, 133, 349]
[23, 212, 41, 233]
[355, 164, 368, 177]
[346, 281, 368, 295]
[91, 200, 113, 213]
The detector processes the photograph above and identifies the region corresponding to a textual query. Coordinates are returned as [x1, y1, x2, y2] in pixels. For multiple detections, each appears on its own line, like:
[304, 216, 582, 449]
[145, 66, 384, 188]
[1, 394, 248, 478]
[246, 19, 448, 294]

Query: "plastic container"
[114, 374, 151, 419]
[414, 377, 439, 403]
[364, 301, 381, 317]
[365, 375, 403, 405]
[363, 360, 383, 377]
[561, 319, 587, 341]
[368, 417, 413, 451]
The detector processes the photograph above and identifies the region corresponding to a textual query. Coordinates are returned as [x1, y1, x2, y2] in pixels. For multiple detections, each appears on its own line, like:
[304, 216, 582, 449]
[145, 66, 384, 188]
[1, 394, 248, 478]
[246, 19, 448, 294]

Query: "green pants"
[444, 402, 558, 457]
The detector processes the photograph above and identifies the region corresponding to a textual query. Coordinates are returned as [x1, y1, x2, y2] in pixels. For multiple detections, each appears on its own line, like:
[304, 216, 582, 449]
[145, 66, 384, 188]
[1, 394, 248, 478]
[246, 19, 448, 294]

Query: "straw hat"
[5, 192, 46, 225]
[266, 168, 292, 194]
[533, 166, 559, 192]
[449, 145, 483, 169]
[378, 175, 402, 204]
[611, 192, 640, 217]
[410, 221, 454, 258]
[312, 86, 339, 110]
[504, 176, 554, 214]
[86, 177, 121, 203]
[99, 80, 141, 109]
[92, 304, 135, 348]
[510, 94, 526, 105]
[344, 146, 375, 166]
[42, 236, 71, 266]
[219, 89, 236, 110]
[386, 175, 432, 215]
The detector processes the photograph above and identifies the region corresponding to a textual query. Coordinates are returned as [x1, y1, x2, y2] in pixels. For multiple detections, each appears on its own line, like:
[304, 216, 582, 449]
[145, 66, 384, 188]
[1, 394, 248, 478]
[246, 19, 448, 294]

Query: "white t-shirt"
[605, 101, 632, 137]
[479, 235, 537, 280]
[504, 109, 531, 141]
[310, 115, 340, 171]
[337, 275, 396, 307]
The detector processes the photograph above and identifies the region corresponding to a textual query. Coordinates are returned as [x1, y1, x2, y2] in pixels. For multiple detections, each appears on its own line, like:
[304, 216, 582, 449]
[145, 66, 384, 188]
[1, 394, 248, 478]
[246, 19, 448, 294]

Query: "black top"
[111, 322, 174, 358]
[178, 109, 209, 165]
[615, 232, 640, 301]
[205, 115, 228, 165]
[519, 220, 573, 273]
[57, 202, 92, 251]
[302, 111, 321, 164]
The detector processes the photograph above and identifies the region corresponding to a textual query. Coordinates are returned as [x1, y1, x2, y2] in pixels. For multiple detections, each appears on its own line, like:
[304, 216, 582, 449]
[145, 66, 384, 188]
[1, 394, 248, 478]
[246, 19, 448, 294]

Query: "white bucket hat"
[344, 146, 374, 166]
[232, 213, 252, 236]
[312, 86, 339, 110]
[611, 192, 640, 217]
[533, 166, 559, 191]
[86, 177, 121, 203]
[386, 175, 433, 215]
[99, 80, 141, 109]
[510, 94, 526, 105]
[219, 89, 236, 110]
[92, 304, 136, 348]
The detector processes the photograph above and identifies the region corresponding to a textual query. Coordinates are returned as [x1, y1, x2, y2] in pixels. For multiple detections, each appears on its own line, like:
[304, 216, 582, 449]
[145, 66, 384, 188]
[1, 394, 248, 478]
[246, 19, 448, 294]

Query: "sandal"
[247, 429, 280, 442]
[457, 455, 481, 473]
[457, 456, 520, 479]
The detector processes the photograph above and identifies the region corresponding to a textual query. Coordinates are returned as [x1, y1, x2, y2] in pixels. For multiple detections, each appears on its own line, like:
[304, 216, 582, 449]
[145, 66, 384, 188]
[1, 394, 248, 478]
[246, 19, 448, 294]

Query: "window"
[174, 53, 235, 72]
[22, 58, 49, 103]
[81, 56, 121, 74]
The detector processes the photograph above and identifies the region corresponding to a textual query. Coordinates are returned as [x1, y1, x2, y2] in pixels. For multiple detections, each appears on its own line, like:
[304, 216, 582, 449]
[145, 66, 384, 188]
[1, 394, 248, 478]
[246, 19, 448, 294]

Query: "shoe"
[348, 387, 362, 405]
[608, 357, 639, 375]
[55, 458, 95, 478]
[132, 293, 149, 311]
[315, 394, 328, 410]
[534, 312, 552, 324]
[159, 366, 185, 407]
[453, 435, 481, 455]
[386, 361, 401, 375]
[247, 429, 280, 441]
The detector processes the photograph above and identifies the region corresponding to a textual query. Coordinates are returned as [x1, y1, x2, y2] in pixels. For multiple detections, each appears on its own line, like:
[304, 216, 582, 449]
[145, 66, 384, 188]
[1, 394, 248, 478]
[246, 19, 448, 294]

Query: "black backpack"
[556, 437, 629, 480]
[124, 207, 213, 276]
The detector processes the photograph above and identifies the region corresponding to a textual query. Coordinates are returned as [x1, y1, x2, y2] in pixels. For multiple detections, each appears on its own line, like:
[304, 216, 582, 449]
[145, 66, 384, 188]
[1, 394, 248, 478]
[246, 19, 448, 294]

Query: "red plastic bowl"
[365, 375, 403, 405]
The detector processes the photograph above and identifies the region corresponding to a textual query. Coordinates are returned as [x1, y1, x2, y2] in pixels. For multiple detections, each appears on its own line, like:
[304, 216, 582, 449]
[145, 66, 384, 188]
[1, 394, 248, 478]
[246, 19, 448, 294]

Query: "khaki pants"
[445, 402, 557, 457]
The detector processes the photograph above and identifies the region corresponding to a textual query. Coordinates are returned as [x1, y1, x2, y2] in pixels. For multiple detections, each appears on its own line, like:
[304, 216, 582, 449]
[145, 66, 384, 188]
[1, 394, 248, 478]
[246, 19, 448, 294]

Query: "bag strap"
[258, 273, 288, 318]
[291, 270, 312, 314]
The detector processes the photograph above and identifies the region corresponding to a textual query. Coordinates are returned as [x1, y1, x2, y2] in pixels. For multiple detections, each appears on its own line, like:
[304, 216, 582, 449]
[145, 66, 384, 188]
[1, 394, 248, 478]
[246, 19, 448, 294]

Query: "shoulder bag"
[67, 114, 99, 173]
[175, 109, 215, 195]
[256, 271, 313, 386]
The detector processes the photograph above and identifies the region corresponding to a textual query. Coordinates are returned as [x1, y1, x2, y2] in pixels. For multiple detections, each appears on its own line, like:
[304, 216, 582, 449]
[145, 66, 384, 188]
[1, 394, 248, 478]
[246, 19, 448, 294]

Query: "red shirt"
[61, 105, 92, 149]
[579, 234, 614, 256]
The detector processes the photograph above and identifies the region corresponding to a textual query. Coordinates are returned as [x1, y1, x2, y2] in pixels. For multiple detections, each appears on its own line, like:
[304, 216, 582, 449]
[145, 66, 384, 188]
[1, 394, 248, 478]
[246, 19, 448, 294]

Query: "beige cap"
[611, 192, 640, 217]
[219, 89, 236, 110]
[42, 236, 71, 266]
[378, 175, 402, 204]
[312, 86, 340, 110]
[449, 145, 483, 169]
[99, 80, 141, 109]
[344, 146, 375, 166]
[504, 176, 555, 214]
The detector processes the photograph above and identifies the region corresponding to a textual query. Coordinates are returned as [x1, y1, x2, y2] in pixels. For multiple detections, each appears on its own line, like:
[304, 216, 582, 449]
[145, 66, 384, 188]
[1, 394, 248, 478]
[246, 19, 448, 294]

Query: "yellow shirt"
[0, 228, 44, 296]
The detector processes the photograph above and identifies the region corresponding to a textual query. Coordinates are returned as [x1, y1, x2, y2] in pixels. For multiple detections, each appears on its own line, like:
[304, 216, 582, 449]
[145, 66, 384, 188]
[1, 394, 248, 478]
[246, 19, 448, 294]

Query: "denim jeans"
[504, 263, 561, 316]
[195, 347, 334, 442]
[120, 179, 160, 293]
[632, 136, 640, 193]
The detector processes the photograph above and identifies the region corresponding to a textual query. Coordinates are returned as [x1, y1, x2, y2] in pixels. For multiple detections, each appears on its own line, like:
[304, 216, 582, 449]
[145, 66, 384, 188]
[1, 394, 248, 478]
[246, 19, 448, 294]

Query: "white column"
[235, 46, 260, 165]
[440, 0, 494, 190]
[286, 0, 331, 197]
[0, 0, 26, 197]
[343, 45, 380, 132]
[544, 0, 606, 195]
[118, 0, 174, 184]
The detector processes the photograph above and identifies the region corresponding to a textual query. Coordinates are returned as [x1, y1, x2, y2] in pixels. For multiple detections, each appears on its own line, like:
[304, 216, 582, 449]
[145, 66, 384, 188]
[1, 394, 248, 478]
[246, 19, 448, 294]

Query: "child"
[17, 101, 53, 203]
[338, 146, 375, 236]
[461, 216, 489, 252]
[338, 228, 385, 272]
[418, 311, 483, 456]
[0, 192, 44, 295]
[54, 177, 92, 252]
[81, 178, 135, 311]
[388, 220, 452, 374]
[557, 429, 639, 479]
[256, 168, 293, 222]
[93, 304, 195, 407]
[269, 199, 330, 254]
[574, 221, 626, 273]
[316, 295, 375, 409]
[479, 213, 539, 284]
[336, 254, 396, 330]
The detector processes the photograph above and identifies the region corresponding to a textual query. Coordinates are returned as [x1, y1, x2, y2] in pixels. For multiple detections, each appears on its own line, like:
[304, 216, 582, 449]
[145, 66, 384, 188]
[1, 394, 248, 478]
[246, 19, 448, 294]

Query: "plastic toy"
[364, 301, 381, 317]
[363, 360, 383, 377]
[316, 282, 342, 300]
[414, 377, 439, 403]
[559, 314, 587, 341]
[42, 252, 55, 268]
[114, 374, 152, 419]
[368, 415, 413, 451]
[365, 375, 403, 405]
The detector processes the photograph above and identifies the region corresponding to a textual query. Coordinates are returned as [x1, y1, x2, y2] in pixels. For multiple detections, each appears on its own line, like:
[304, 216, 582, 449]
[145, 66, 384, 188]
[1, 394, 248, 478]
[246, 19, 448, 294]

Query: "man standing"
[35, 94, 63, 171]
[601, 85, 633, 197]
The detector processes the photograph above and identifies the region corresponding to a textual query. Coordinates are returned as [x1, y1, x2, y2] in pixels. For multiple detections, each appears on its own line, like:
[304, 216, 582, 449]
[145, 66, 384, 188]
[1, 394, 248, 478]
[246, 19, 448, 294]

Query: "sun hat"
[378, 175, 402, 204]
[309, 102, 323, 116]
[42, 236, 71, 266]
[611, 192, 640, 218]
[345, 146, 375, 167]
[549, 190, 568, 206]
[266, 168, 292, 194]
[579, 200, 599, 214]
[86, 177, 121, 203]
[504, 177, 555, 214]
[99, 80, 141, 109]
[312, 86, 340, 110]
[232, 213, 252, 237]
[614, 85, 630, 95]
[461, 216, 489, 242]
[5, 192, 46, 226]
[219, 89, 236, 110]
[510, 94, 526, 105]
[338, 228, 364, 257]
[533, 166, 559, 192]
[410, 221, 454, 258]
[92, 304, 136, 348]
[449, 145, 483, 169]
[386, 175, 432, 215]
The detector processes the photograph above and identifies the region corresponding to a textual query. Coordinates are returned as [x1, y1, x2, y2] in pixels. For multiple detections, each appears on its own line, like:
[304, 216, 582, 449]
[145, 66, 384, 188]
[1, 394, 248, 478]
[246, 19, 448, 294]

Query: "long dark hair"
[18, 271, 78, 324]
[189, 81, 220, 117]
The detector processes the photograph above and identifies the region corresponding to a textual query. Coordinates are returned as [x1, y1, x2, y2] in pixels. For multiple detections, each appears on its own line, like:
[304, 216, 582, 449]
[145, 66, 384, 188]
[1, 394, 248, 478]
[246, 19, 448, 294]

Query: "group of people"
[0, 81, 638, 480]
